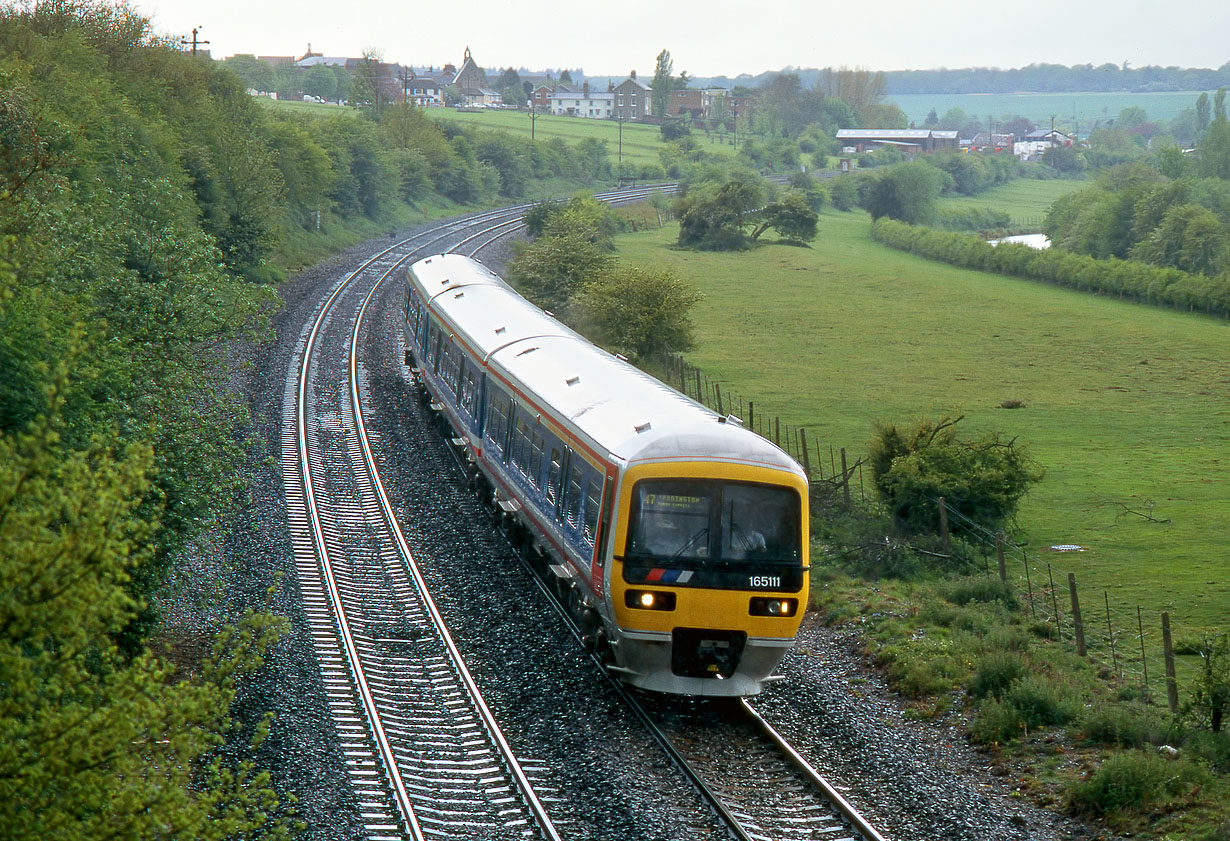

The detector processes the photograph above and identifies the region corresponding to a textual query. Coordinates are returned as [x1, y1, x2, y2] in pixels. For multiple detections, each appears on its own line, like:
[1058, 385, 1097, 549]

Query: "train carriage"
[404, 253, 808, 696]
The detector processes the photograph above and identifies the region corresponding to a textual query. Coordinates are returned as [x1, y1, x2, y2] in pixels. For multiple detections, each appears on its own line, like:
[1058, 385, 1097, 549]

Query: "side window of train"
[546, 448, 564, 506]
[487, 391, 510, 457]
[528, 430, 546, 489]
[583, 478, 602, 544]
[427, 323, 441, 369]
[566, 465, 585, 528]
[511, 414, 532, 476]
[460, 366, 478, 416]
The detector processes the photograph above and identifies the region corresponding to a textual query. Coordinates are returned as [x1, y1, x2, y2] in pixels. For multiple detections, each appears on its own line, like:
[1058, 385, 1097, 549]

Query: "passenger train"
[402, 253, 809, 696]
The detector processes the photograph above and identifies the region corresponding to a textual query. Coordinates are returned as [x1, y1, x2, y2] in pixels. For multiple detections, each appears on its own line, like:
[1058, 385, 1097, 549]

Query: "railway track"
[280, 182, 889, 840]
[282, 210, 561, 840]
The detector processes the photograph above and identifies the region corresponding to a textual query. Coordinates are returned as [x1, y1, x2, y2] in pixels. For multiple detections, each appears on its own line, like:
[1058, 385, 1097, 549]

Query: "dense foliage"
[508, 194, 700, 360]
[868, 415, 1043, 537]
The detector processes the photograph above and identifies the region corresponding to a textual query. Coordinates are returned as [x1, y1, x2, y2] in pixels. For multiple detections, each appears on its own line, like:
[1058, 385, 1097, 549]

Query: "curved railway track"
[280, 184, 890, 840]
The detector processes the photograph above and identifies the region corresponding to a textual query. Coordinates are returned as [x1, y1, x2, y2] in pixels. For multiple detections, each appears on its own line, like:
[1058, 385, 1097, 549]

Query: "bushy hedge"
[871, 218, 1230, 317]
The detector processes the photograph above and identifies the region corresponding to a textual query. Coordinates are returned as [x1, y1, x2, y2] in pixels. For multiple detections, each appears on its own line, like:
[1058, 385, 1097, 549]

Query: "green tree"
[1199, 114, 1230, 180]
[1196, 92, 1212, 135]
[651, 49, 673, 118]
[859, 160, 947, 224]
[0, 344, 293, 840]
[660, 116, 691, 141]
[1188, 634, 1230, 732]
[749, 191, 818, 242]
[302, 63, 338, 101]
[869, 415, 1044, 536]
[572, 265, 700, 360]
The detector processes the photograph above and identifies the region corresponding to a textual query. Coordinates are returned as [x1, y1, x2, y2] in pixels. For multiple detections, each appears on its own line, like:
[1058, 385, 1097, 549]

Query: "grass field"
[425, 108, 738, 169]
[889, 90, 1208, 131]
[938, 178, 1087, 228]
[614, 200, 1228, 639]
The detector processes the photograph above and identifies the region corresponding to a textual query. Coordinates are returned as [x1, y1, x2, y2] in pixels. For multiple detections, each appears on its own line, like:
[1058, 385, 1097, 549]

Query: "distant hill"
[688, 62, 1230, 94]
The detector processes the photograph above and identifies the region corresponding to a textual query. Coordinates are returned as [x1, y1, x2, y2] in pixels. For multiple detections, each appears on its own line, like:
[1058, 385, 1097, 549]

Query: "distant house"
[550, 83, 613, 118]
[612, 71, 651, 120]
[530, 83, 559, 110]
[836, 128, 958, 155]
[1015, 129, 1073, 159]
[407, 75, 444, 107]
[967, 132, 1015, 153]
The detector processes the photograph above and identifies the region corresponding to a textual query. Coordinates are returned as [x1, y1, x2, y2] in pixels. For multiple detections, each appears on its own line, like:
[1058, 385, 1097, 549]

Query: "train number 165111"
[748, 576, 781, 589]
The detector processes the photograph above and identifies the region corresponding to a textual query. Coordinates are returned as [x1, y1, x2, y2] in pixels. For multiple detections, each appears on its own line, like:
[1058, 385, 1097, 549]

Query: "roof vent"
[454, 291, 465, 299]
[721, 414, 743, 426]
[634, 421, 652, 434]
[495, 326, 507, 335]
[566, 376, 580, 386]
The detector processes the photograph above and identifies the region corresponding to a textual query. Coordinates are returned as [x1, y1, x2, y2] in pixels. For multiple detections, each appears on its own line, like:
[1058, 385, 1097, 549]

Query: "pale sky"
[138, 0, 1229, 78]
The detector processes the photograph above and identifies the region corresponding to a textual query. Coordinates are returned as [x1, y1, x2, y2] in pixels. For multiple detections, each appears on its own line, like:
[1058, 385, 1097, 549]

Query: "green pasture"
[889, 90, 1208, 131]
[615, 208, 1228, 638]
[425, 108, 737, 169]
[937, 178, 1086, 229]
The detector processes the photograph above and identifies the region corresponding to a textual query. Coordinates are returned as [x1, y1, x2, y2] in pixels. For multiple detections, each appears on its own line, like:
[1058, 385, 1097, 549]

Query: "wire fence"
[655, 349, 1196, 710]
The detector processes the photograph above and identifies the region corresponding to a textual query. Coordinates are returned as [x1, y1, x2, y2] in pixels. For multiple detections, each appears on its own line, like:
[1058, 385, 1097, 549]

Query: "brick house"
[612, 71, 651, 120]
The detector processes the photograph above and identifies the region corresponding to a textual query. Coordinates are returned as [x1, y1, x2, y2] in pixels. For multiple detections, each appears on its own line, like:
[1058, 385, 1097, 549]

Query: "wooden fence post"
[1105, 592, 1119, 676]
[1024, 552, 1036, 619]
[695, 369, 702, 402]
[774, 417, 781, 446]
[996, 533, 1007, 582]
[748, 401, 755, 431]
[1048, 564, 1062, 640]
[799, 428, 812, 477]
[840, 448, 851, 508]
[938, 497, 950, 555]
[1138, 606, 1148, 688]
[1162, 612, 1179, 713]
[1069, 573, 1086, 657]
[715, 384, 724, 415]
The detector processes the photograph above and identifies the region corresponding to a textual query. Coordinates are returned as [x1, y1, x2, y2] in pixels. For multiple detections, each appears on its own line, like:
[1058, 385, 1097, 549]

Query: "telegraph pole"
[179, 26, 209, 56]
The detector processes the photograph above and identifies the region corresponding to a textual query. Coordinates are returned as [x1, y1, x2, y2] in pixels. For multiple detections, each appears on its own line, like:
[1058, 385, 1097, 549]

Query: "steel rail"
[741, 699, 889, 841]
[350, 258, 563, 841]
[296, 241, 428, 841]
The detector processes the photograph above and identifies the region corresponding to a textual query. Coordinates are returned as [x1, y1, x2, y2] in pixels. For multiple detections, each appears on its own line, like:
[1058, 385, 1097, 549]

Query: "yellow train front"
[604, 427, 808, 697]
[404, 254, 808, 697]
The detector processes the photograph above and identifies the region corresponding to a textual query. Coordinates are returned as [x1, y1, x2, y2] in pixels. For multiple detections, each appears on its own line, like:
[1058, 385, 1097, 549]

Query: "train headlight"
[750, 597, 797, 617]
[624, 590, 677, 611]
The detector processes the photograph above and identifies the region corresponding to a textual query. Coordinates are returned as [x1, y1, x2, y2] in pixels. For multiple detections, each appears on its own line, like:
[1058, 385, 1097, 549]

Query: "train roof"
[409, 254, 803, 476]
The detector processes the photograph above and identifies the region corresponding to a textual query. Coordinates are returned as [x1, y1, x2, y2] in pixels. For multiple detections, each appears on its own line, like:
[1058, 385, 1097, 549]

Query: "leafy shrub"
[1077, 703, 1171, 749]
[943, 575, 1019, 609]
[970, 697, 1027, 744]
[1186, 728, 1230, 772]
[969, 651, 1026, 700]
[1063, 750, 1207, 817]
[1006, 674, 1080, 728]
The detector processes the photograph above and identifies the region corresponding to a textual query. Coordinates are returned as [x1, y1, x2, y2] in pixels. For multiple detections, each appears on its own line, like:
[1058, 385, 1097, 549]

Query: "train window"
[510, 415, 532, 475]
[583, 479, 602, 544]
[426, 324, 440, 366]
[718, 483, 801, 562]
[546, 448, 563, 505]
[566, 465, 584, 527]
[528, 430, 546, 488]
[487, 392, 511, 457]
[440, 343, 462, 394]
[626, 480, 801, 564]
[460, 367, 478, 416]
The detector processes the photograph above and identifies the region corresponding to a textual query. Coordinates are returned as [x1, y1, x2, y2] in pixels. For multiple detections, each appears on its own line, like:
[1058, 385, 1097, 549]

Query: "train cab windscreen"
[624, 479, 804, 591]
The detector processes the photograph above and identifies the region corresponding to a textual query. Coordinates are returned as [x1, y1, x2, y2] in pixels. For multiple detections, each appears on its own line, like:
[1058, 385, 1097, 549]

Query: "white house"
[1015, 129, 1073, 159]
[549, 86, 614, 118]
